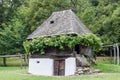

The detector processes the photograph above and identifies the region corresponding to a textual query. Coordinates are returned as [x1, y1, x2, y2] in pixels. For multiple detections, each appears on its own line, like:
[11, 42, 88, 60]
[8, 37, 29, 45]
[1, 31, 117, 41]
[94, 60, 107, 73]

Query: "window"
[50, 20, 54, 24]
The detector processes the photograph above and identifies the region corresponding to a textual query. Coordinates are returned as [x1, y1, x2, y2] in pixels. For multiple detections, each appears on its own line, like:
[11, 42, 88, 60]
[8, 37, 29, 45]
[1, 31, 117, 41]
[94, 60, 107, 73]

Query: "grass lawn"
[0, 67, 120, 80]
[0, 58, 120, 80]
[93, 62, 120, 73]
[0, 65, 120, 80]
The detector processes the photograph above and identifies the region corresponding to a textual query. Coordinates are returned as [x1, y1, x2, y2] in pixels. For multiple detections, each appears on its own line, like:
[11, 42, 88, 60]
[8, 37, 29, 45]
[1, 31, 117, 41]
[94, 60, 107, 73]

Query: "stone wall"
[75, 67, 101, 75]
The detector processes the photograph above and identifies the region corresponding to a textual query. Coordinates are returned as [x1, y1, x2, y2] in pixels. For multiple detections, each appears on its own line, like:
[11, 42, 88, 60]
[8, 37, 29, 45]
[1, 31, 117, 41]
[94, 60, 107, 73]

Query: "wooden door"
[54, 60, 65, 76]
[54, 60, 59, 75]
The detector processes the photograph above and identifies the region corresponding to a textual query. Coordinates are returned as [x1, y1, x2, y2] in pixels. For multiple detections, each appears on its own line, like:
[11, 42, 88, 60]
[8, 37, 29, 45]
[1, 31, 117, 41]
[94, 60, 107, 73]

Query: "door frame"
[54, 58, 65, 76]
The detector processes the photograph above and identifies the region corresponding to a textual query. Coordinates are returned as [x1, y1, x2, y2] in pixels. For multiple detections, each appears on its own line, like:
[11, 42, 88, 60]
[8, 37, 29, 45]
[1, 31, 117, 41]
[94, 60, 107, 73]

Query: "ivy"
[23, 34, 102, 54]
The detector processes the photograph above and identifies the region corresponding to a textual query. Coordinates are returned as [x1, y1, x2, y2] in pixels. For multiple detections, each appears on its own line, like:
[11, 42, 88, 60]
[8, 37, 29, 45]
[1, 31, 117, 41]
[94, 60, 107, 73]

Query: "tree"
[0, 0, 71, 54]
[0, 18, 26, 54]
[76, 0, 120, 45]
[0, 0, 24, 28]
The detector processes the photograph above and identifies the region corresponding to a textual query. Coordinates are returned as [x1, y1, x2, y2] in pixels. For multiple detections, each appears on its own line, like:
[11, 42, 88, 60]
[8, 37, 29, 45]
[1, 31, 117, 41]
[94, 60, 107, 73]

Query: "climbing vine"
[23, 34, 102, 54]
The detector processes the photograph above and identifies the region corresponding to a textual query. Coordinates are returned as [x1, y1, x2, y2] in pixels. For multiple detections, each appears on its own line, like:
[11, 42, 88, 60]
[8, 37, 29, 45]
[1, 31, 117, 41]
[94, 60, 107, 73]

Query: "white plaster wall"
[65, 57, 76, 76]
[29, 58, 54, 76]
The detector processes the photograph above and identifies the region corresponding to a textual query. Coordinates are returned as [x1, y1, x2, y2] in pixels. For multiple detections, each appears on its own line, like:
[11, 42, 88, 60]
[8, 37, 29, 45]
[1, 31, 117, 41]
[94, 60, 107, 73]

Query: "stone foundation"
[75, 67, 102, 75]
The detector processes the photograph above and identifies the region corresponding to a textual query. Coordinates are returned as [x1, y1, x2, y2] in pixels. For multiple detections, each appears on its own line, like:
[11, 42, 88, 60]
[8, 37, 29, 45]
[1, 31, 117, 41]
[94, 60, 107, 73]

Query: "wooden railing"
[0, 54, 28, 69]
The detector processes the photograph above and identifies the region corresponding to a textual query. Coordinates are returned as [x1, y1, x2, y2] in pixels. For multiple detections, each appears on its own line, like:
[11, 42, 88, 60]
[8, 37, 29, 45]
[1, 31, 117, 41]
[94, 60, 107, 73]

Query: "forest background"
[0, 0, 120, 54]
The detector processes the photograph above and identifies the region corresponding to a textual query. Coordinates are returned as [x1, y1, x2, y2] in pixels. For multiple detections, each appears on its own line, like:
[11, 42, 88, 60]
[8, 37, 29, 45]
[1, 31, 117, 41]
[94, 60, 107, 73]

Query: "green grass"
[0, 67, 120, 80]
[0, 58, 120, 80]
[93, 62, 120, 73]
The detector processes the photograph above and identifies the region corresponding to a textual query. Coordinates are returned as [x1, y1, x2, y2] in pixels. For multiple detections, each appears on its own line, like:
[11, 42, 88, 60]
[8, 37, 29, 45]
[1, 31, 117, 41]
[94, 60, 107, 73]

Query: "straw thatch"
[27, 9, 92, 39]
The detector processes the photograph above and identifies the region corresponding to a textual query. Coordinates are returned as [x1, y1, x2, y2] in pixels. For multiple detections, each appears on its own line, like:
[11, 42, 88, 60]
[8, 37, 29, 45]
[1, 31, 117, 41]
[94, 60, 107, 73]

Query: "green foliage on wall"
[23, 34, 102, 54]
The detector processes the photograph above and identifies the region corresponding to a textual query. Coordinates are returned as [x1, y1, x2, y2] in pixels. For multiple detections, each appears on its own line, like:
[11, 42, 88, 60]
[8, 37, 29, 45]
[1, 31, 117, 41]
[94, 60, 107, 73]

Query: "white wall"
[29, 58, 54, 76]
[65, 57, 76, 76]
[29, 57, 76, 76]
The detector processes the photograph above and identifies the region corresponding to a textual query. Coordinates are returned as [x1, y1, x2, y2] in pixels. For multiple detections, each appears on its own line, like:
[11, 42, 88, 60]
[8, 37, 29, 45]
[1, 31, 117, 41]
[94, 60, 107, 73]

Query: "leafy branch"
[23, 34, 102, 54]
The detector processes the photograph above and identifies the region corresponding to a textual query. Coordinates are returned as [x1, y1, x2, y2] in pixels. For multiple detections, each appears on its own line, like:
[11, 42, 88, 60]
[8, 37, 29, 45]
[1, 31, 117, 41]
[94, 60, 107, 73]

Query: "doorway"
[54, 59, 65, 76]
[75, 45, 80, 54]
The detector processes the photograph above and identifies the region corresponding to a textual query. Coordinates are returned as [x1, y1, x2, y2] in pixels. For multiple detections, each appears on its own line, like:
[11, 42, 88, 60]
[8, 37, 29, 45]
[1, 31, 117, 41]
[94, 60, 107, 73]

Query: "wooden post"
[20, 54, 22, 69]
[110, 47, 113, 64]
[3, 57, 6, 66]
[116, 44, 119, 65]
[24, 54, 27, 69]
[113, 44, 117, 64]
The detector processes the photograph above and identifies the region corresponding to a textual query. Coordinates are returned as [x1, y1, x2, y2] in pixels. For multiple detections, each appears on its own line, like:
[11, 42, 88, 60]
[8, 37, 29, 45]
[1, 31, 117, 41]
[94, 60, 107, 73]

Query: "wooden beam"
[52, 54, 73, 57]
[20, 54, 22, 69]
[110, 47, 113, 64]
[102, 43, 120, 48]
[0, 54, 27, 58]
[116, 44, 119, 65]
[102, 45, 113, 48]
[113, 44, 117, 64]
[3, 57, 6, 66]
[23, 54, 27, 69]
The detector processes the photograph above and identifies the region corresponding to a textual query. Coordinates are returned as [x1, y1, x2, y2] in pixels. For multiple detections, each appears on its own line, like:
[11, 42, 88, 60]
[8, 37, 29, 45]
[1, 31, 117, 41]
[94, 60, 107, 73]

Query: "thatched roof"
[27, 9, 92, 39]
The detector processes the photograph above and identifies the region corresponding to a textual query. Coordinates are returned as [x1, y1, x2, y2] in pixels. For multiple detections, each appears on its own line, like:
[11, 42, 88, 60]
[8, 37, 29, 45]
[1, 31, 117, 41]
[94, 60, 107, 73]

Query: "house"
[26, 9, 93, 76]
